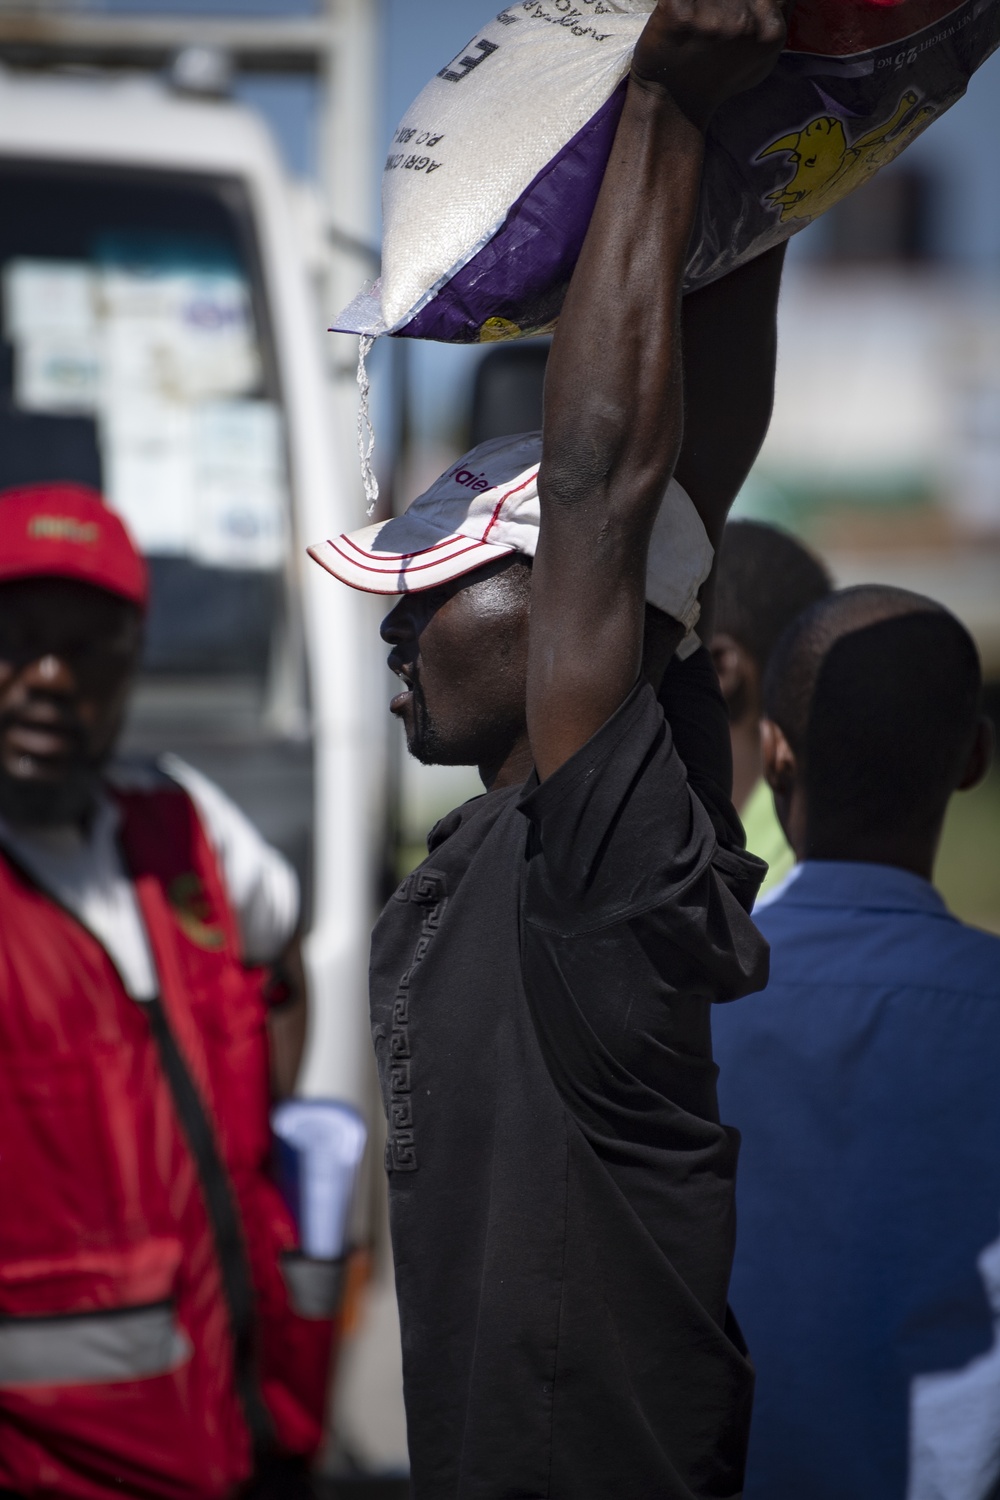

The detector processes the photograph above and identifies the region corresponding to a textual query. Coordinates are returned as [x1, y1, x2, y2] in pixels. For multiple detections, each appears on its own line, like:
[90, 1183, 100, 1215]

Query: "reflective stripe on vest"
[0, 1302, 191, 1388]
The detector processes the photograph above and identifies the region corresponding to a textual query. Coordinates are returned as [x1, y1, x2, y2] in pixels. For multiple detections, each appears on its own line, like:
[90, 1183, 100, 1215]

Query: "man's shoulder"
[754, 865, 1000, 1002]
[519, 682, 685, 868]
[107, 755, 255, 849]
[377, 786, 522, 941]
[108, 755, 300, 965]
[426, 784, 522, 859]
[914, 914, 1000, 993]
[104, 755, 178, 797]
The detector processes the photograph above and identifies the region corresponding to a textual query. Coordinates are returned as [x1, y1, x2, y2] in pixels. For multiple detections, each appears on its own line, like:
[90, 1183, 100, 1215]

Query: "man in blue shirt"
[714, 583, 1000, 1500]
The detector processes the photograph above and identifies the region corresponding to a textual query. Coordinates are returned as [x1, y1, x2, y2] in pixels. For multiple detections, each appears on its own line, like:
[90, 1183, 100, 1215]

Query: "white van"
[0, 65, 386, 1111]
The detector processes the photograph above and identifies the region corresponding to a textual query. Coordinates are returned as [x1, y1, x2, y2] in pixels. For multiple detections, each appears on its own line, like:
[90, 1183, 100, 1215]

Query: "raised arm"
[677, 244, 787, 546]
[529, 0, 788, 780]
[675, 240, 787, 637]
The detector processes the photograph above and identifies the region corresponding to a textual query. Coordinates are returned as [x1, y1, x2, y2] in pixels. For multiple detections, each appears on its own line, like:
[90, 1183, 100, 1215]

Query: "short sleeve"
[517, 653, 765, 936]
[514, 654, 769, 1200]
[160, 755, 300, 967]
[656, 646, 742, 850]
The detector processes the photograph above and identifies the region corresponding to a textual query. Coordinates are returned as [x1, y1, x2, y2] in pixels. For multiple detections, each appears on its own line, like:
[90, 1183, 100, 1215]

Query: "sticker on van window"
[1, 254, 288, 571]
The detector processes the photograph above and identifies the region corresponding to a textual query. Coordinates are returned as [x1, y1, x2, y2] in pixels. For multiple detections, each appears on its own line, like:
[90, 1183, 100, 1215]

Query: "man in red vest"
[0, 483, 334, 1497]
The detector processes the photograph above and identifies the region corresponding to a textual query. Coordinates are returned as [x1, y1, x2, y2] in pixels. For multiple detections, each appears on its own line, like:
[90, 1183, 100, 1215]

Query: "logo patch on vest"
[168, 873, 225, 951]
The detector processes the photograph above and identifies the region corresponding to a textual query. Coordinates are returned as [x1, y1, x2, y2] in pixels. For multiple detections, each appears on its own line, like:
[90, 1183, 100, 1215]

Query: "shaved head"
[763, 585, 985, 854]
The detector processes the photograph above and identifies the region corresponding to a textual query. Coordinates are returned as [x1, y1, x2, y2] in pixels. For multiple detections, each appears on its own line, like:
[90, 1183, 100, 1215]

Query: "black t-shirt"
[370, 648, 769, 1500]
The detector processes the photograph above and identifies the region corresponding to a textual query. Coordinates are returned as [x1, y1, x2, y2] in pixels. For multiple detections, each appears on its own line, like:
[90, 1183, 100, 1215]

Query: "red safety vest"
[0, 778, 337, 1498]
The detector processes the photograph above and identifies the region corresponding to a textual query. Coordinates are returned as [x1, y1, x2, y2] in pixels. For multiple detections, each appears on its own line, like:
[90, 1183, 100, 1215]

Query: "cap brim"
[308, 514, 515, 596]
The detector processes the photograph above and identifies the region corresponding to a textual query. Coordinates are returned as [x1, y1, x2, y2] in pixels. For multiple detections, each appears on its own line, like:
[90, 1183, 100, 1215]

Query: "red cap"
[0, 483, 148, 610]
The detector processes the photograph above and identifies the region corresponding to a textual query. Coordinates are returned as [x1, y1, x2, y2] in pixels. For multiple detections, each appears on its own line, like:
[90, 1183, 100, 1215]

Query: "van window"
[0, 160, 290, 685]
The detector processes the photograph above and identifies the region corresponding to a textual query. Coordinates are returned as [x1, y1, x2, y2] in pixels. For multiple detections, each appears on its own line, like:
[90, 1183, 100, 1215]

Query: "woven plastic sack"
[335, 0, 1000, 344]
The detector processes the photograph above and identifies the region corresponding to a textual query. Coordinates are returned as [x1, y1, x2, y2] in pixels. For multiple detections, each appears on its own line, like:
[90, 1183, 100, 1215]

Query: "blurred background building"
[0, 0, 998, 1488]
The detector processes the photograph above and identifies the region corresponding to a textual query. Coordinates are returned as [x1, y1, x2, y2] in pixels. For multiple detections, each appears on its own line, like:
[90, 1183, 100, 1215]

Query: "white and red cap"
[309, 432, 713, 632]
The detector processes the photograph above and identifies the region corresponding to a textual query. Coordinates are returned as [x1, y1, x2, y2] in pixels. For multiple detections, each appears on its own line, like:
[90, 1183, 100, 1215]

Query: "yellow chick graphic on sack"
[759, 89, 936, 224]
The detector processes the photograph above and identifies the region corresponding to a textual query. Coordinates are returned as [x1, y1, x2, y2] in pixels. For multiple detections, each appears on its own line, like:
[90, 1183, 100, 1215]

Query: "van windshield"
[0, 159, 290, 684]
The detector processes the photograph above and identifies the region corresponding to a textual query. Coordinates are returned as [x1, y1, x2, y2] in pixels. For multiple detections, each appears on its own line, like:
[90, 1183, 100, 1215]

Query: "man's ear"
[958, 716, 995, 792]
[709, 632, 757, 722]
[761, 717, 797, 795]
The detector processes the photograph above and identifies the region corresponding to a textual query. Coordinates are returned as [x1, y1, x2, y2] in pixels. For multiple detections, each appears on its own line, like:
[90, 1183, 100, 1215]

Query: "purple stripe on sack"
[397, 80, 629, 345]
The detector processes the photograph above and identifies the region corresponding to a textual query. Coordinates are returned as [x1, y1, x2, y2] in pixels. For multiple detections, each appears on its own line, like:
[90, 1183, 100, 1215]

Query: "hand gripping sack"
[335, 0, 1000, 344]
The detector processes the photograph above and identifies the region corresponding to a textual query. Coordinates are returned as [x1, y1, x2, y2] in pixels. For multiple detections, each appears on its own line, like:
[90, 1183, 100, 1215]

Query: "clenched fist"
[632, 0, 792, 131]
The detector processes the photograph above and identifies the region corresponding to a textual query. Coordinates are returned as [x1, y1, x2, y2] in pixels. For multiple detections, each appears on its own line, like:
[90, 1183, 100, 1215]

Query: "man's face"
[380, 556, 531, 774]
[0, 578, 142, 826]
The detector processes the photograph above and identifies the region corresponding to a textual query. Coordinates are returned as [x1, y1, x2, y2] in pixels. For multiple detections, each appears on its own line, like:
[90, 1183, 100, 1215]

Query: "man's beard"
[404, 683, 482, 769]
[406, 684, 451, 767]
[0, 763, 103, 829]
[404, 683, 519, 773]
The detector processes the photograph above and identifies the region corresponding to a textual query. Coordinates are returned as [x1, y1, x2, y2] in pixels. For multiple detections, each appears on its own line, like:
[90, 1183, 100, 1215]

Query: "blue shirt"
[714, 861, 1000, 1500]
